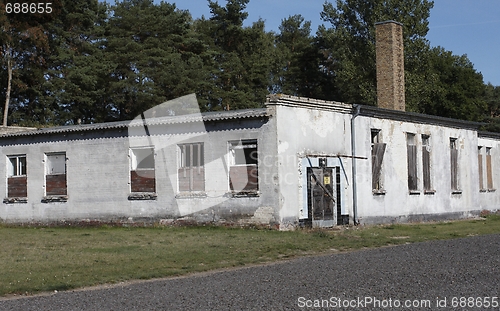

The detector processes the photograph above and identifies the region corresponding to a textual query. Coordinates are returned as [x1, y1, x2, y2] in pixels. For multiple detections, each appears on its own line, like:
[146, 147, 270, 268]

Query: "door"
[307, 167, 336, 227]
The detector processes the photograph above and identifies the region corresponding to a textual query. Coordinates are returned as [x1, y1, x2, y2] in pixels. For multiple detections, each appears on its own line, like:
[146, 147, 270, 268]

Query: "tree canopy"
[0, 0, 498, 128]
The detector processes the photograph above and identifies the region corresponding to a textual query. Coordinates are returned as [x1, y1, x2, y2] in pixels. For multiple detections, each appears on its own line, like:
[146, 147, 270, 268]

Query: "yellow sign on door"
[324, 176, 331, 185]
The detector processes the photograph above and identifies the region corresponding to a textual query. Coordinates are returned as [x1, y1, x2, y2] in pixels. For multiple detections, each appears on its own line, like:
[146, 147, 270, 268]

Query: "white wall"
[272, 98, 497, 227]
[274, 105, 354, 228]
[0, 117, 280, 225]
[354, 116, 481, 223]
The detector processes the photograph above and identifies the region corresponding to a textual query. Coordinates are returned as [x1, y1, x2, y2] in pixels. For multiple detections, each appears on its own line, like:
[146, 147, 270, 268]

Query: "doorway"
[307, 167, 336, 227]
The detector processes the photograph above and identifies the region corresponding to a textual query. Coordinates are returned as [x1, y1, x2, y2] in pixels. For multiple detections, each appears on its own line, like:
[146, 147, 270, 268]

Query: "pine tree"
[0, 1, 58, 126]
[197, 0, 274, 111]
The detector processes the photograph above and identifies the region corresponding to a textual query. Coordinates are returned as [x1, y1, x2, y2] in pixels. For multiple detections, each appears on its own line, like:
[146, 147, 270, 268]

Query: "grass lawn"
[1, 214, 499, 297]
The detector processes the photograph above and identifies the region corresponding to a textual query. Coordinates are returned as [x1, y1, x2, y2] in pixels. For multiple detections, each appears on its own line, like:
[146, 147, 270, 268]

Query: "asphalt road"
[1, 234, 499, 311]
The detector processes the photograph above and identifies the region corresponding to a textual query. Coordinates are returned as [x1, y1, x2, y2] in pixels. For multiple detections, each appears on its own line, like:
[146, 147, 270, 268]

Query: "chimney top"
[374, 20, 403, 26]
[375, 21, 405, 111]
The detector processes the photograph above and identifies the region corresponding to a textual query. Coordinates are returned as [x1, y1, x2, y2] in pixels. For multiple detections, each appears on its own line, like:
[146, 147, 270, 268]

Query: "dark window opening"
[45, 153, 67, 196]
[371, 130, 386, 192]
[407, 133, 418, 192]
[486, 147, 494, 190]
[422, 135, 432, 192]
[478, 147, 485, 191]
[450, 138, 459, 192]
[130, 148, 155, 193]
[7, 155, 27, 198]
[229, 140, 258, 192]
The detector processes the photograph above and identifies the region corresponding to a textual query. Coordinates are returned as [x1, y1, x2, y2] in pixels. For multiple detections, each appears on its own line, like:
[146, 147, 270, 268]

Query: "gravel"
[1, 234, 499, 310]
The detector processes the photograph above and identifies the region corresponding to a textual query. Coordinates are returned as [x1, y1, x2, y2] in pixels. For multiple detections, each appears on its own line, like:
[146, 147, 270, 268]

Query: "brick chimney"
[375, 21, 405, 111]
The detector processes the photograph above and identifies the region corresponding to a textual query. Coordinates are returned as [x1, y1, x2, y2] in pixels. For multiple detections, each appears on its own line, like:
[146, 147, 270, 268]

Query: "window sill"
[480, 189, 487, 193]
[424, 190, 436, 195]
[3, 197, 28, 204]
[451, 190, 462, 195]
[488, 189, 496, 193]
[372, 190, 386, 196]
[409, 190, 420, 195]
[128, 193, 157, 200]
[227, 191, 259, 198]
[42, 195, 68, 203]
[175, 192, 207, 199]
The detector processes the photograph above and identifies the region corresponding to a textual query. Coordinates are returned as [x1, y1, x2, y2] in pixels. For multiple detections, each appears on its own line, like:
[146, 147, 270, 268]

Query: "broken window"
[422, 135, 432, 192]
[178, 143, 205, 192]
[478, 147, 485, 191]
[229, 139, 258, 192]
[450, 138, 459, 192]
[371, 129, 386, 192]
[130, 148, 155, 193]
[7, 155, 27, 198]
[45, 153, 67, 196]
[486, 147, 494, 190]
[406, 133, 418, 192]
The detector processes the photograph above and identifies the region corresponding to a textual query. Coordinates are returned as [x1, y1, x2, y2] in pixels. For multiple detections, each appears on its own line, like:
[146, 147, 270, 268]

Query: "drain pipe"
[351, 104, 361, 225]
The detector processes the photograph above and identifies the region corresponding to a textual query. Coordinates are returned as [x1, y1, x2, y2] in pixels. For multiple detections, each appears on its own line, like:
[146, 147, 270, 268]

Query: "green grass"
[1, 215, 499, 297]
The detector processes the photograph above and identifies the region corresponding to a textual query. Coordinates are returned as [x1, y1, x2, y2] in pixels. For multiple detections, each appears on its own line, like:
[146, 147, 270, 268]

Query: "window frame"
[178, 143, 205, 193]
[450, 138, 460, 193]
[371, 129, 386, 194]
[478, 146, 485, 192]
[228, 139, 259, 193]
[406, 133, 418, 193]
[130, 147, 155, 171]
[44, 152, 68, 199]
[486, 147, 494, 191]
[421, 135, 434, 194]
[5, 154, 28, 201]
[7, 155, 27, 177]
[229, 140, 258, 167]
[129, 147, 156, 195]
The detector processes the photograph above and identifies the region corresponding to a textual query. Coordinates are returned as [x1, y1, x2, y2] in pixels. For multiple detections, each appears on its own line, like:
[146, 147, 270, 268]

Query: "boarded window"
[486, 147, 493, 190]
[130, 148, 155, 193]
[46, 153, 67, 196]
[450, 138, 458, 191]
[422, 135, 431, 191]
[478, 147, 484, 191]
[7, 155, 27, 198]
[229, 140, 258, 192]
[406, 133, 418, 191]
[178, 143, 205, 192]
[371, 130, 386, 191]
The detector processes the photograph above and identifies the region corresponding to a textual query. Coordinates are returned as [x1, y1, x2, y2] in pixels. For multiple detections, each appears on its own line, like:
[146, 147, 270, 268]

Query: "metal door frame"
[307, 166, 336, 227]
[301, 157, 347, 227]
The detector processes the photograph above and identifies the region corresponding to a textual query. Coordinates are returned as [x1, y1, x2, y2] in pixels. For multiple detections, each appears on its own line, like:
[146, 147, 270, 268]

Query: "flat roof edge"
[358, 105, 483, 130]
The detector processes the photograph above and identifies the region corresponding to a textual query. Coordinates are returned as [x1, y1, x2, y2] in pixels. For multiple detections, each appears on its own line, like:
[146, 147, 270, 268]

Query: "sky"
[172, 0, 500, 86]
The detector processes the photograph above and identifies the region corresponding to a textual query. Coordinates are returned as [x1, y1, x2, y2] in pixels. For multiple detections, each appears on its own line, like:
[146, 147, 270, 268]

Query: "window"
[178, 143, 204, 192]
[422, 135, 432, 192]
[7, 155, 27, 198]
[229, 139, 258, 192]
[45, 153, 67, 196]
[486, 147, 494, 190]
[478, 147, 485, 191]
[450, 138, 459, 192]
[371, 130, 386, 193]
[130, 148, 155, 193]
[406, 133, 418, 192]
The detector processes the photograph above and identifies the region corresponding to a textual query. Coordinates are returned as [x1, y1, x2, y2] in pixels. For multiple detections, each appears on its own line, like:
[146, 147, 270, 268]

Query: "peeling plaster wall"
[354, 116, 482, 224]
[274, 105, 354, 229]
[0, 117, 280, 226]
[1, 102, 499, 228]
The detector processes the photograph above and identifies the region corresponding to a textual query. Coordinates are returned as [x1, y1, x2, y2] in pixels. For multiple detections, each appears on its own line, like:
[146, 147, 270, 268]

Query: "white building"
[0, 21, 497, 228]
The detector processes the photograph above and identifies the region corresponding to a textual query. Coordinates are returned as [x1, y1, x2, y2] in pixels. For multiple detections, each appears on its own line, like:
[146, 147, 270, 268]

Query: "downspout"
[351, 104, 361, 225]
